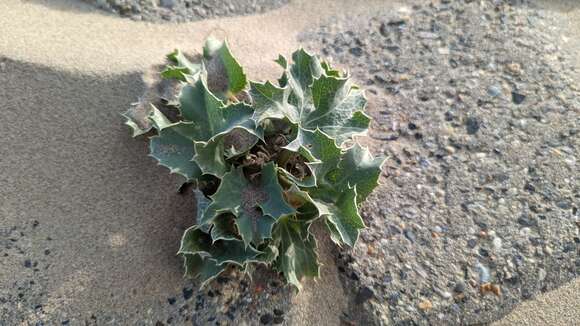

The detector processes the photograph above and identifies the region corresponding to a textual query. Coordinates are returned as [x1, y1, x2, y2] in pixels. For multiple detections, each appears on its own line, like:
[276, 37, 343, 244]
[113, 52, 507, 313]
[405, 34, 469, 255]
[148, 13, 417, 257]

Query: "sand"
[0, 0, 578, 324]
[0, 0, 396, 324]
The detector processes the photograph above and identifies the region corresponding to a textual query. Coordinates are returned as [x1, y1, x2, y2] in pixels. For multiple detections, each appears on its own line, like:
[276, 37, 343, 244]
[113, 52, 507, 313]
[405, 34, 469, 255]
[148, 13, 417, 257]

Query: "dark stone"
[273, 316, 284, 324]
[453, 281, 466, 293]
[556, 201, 571, 210]
[61, 321, 70, 325]
[260, 313, 273, 324]
[563, 242, 575, 253]
[445, 111, 456, 121]
[524, 182, 536, 192]
[183, 287, 194, 300]
[44, 249, 50, 255]
[408, 122, 418, 130]
[217, 276, 229, 284]
[350, 272, 360, 281]
[403, 229, 416, 243]
[517, 215, 537, 227]
[467, 239, 477, 248]
[349, 47, 363, 57]
[387, 292, 400, 305]
[465, 117, 480, 134]
[167, 297, 176, 305]
[478, 248, 490, 257]
[355, 286, 375, 304]
[23, 259, 32, 268]
[273, 308, 284, 316]
[512, 91, 526, 104]
[399, 270, 408, 280]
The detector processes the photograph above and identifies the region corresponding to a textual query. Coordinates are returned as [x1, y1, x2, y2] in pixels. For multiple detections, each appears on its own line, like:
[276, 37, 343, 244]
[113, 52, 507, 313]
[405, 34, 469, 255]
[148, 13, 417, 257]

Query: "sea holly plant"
[124, 38, 385, 290]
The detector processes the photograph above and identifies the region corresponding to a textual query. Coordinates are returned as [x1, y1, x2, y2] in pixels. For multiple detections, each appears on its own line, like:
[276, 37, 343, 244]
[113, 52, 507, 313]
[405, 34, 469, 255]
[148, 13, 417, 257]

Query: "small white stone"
[493, 237, 502, 250]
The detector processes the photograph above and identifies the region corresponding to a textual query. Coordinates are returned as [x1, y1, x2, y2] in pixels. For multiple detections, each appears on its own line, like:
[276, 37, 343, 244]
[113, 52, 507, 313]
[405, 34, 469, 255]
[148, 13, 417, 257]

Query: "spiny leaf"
[193, 139, 228, 177]
[310, 186, 365, 247]
[179, 227, 260, 265]
[325, 217, 344, 247]
[193, 189, 211, 233]
[123, 102, 154, 137]
[162, 49, 201, 82]
[284, 48, 323, 108]
[321, 60, 342, 77]
[222, 128, 259, 158]
[183, 254, 226, 286]
[147, 105, 172, 130]
[254, 244, 279, 265]
[179, 79, 260, 142]
[203, 37, 247, 99]
[149, 125, 201, 181]
[257, 162, 296, 219]
[250, 81, 297, 122]
[273, 217, 319, 290]
[283, 184, 321, 222]
[283, 128, 341, 185]
[210, 213, 239, 242]
[201, 163, 295, 247]
[303, 75, 370, 144]
[326, 143, 384, 203]
[193, 128, 260, 178]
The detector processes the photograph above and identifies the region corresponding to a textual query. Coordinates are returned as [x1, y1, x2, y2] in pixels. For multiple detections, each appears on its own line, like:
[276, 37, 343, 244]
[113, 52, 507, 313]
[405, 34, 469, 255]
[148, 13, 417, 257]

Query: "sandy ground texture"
[0, 0, 578, 325]
[0, 0, 395, 325]
[299, 0, 579, 324]
[81, 0, 290, 23]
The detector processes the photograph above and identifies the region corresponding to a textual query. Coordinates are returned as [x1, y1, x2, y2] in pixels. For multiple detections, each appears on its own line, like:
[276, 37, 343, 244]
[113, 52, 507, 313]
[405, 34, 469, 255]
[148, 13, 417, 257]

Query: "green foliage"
[124, 38, 385, 290]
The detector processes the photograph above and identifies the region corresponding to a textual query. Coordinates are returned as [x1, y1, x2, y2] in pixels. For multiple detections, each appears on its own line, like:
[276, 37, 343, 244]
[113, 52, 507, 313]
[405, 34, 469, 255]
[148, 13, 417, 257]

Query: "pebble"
[182, 287, 193, 300]
[465, 117, 480, 135]
[538, 268, 547, 282]
[273, 309, 284, 316]
[435, 287, 452, 299]
[355, 286, 375, 304]
[453, 281, 466, 293]
[475, 262, 490, 283]
[492, 237, 502, 251]
[506, 62, 522, 75]
[349, 47, 363, 57]
[467, 239, 477, 249]
[160, 0, 175, 8]
[403, 229, 416, 243]
[487, 85, 502, 97]
[260, 313, 273, 324]
[418, 299, 433, 311]
[511, 91, 526, 104]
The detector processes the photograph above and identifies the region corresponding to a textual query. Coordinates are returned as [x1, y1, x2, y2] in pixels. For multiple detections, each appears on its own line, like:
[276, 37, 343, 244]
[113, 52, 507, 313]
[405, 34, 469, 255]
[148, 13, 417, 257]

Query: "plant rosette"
[123, 37, 385, 290]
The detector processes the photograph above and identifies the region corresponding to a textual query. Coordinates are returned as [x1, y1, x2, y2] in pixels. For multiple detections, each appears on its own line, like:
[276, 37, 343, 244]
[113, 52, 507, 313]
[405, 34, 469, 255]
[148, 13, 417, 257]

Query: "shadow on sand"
[0, 57, 200, 322]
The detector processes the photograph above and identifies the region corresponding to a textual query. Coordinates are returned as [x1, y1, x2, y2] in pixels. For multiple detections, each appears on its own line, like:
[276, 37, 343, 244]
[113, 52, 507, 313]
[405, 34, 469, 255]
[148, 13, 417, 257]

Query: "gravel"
[299, 0, 579, 324]
[83, 0, 289, 22]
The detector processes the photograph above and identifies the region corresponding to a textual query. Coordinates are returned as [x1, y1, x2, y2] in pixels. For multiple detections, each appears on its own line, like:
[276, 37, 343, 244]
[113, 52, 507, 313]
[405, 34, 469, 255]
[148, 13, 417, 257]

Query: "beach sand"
[0, 0, 578, 324]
